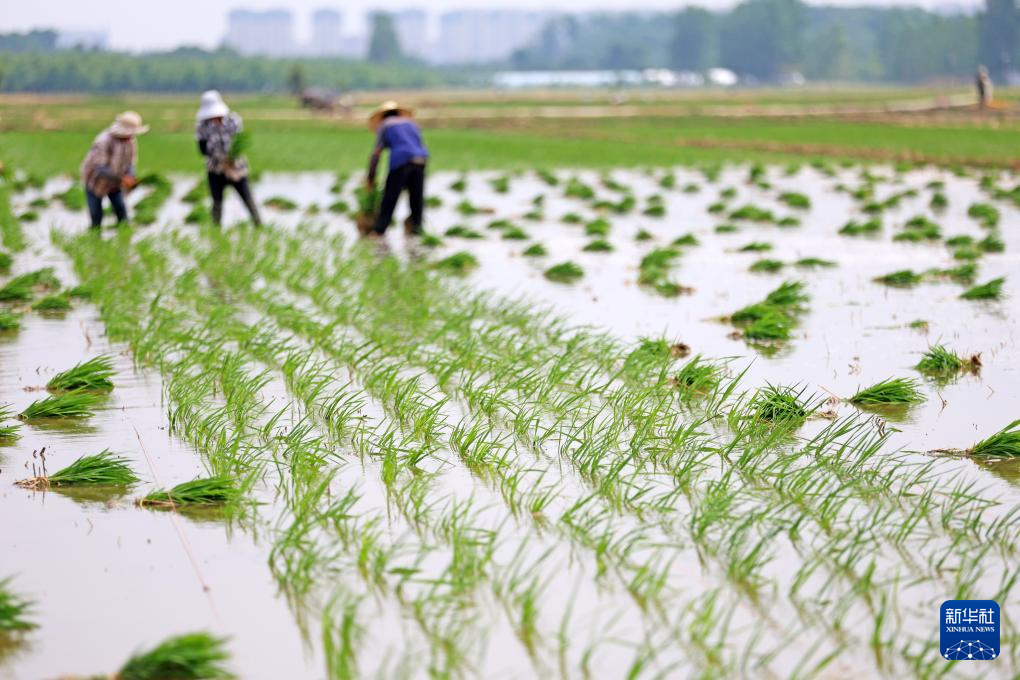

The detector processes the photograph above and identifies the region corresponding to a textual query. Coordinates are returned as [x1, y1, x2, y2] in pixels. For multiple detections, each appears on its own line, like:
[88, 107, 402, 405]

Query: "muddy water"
[3, 166, 1019, 678]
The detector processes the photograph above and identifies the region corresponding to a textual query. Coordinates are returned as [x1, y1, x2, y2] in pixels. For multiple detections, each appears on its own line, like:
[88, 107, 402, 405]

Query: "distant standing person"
[195, 90, 262, 226]
[79, 111, 148, 229]
[976, 66, 993, 109]
[366, 101, 429, 236]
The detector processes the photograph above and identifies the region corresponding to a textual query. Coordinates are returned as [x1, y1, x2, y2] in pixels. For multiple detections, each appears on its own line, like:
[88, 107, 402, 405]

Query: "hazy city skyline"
[1, 0, 981, 52]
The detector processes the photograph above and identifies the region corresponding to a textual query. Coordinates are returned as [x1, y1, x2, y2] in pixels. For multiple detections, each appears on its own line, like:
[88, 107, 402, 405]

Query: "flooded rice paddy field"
[1, 162, 1018, 679]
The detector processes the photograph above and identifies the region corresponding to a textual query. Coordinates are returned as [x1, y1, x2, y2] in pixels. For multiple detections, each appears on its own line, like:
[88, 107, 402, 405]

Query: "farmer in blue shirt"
[366, 101, 429, 236]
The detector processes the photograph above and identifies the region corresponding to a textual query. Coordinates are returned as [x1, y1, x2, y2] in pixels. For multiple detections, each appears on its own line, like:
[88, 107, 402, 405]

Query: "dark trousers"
[374, 162, 425, 234]
[86, 188, 127, 228]
[207, 172, 262, 226]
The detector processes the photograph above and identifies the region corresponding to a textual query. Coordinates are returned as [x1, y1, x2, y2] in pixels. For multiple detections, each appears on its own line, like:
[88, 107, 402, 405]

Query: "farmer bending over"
[80, 111, 148, 229]
[366, 101, 429, 236]
[195, 90, 262, 226]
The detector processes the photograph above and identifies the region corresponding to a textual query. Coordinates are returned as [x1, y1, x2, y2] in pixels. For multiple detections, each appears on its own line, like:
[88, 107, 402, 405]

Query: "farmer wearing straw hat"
[195, 90, 262, 226]
[79, 111, 148, 229]
[366, 100, 429, 236]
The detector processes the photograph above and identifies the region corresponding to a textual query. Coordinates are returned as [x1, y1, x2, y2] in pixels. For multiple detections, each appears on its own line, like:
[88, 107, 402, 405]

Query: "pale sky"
[1, 0, 981, 52]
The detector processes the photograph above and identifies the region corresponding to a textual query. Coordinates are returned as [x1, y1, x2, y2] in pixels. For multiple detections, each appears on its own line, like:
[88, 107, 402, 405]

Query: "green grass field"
[2, 89, 1020, 177]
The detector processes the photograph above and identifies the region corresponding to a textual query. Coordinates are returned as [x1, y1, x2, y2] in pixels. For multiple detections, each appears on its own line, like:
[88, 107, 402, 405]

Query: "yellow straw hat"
[110, 111, 149, 137]
[369, 100, 413, 130]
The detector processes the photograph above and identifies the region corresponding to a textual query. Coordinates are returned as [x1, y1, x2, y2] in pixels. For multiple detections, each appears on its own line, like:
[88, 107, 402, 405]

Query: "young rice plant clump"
[849, 378, 927, 405]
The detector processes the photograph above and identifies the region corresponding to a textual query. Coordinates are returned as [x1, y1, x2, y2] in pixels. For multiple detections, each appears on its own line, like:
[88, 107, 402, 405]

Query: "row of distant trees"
[512, 0, 1019, 83]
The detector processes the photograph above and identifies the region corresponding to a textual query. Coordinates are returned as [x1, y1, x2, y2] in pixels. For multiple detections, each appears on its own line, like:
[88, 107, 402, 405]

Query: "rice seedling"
[18, 390, 102, 420]
[979, 233, 1005, 253]
[561, 212, 583, 224]
[944, 235, 974, 248]
[776, 216, 800, 227]
[582, 239, 613, 253]
[893, 216, 941, 242]
[729, 205, 775, 222]
[490, 176, 510, 194]
[327, 199, 350, 214]
[930, 263, 977, 283]
[16, 450, 138, 490]
[637, 247, 683, 291]
[544, 261, 584, 284]
[622, 338, 677, 382]
[960, 277, 1005, 300]
[32, 292, 72, 312]
[672, 355, 725, 401]
[264, 196, 298, 211]
[635, 229, 653, 242]
[29, 198, 47, 209]
[502, 226, 529, 241]
[746, 384, 811, 428]
[707, 202, 727, 214]
[455, 199, 485, 216]
[749, 259, 784, 273]
[18, 210, 38, 223]
[968, 202, 1000, 228]
[0, 578, 35, 633]
[742, 310, 795, 341]
[0, 404, 20, 441]
[794, 257, 836, 268]
[449, 176, 467, 192]
[114, 631, 233, 679]
[642, 201, 666, 218]
[419, 233, 443, 248]
[181, 180, 208, 204]
[848, 378, 926, 405]
[682, 182, 700, 193]
[585, 217, 610, 237]
[968, 420, 1020, 457]
[672, 233, 699, 247]
[779, 192, 811, 209]
[139, 477, 241, 509]
[915, 345, 980, 379]
[0, 250, 10, 273]
[839, 219, 881, 236]
[874, 269, 923, 287]
[730, 281, 807, 342]
[133, 173, 173, 225]
[0, 268, 58, 301]
[184, 204, 212, 225]
[763, 281, 808, 307]
[909, 319, 929, 331]
[929, 192, 948, 210]
[0, 309, 20, 332]
[522, 243, 547, 257]
[564, 177, 595, 200]
[738, 241, 772, 252]
[715, 224, 739, 233]
[433, 252, 479, 276]
[444, 225, 483, 239]
[54, 185, 86, 211]
[536, 169, 558, 186]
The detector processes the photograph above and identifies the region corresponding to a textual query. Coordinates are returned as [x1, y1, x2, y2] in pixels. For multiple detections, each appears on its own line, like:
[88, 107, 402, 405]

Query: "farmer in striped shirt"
[79, 111, 147, 229]
[366, 101, 429, 236]
[195, 91, 262, 226]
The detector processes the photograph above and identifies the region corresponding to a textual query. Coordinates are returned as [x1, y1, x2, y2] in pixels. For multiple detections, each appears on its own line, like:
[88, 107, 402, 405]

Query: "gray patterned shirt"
[195, 112, 248, 177]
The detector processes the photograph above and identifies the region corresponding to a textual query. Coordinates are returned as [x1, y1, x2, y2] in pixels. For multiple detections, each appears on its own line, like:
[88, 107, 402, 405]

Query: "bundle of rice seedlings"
[909, 319, 929, 331]
[419, 233, 443, 248]
[671, 233, 699, 247]
[953, 243, 983, 261]
[729, 205, 775, 222]
[707, 202, 727, 214]
[355, 185, 380, 219]
[115, 631, 233, 679]
[0, 578, 35, 633]
[743, 310, 795, 341]
[634, 229, 653, 242]
[930, 263, 977, 284]
[715, 224, 739, 234]
[763, 281, 808, 308]
[16, 450, 138, 490]
[659, 173, 676, 189]
[227, 130, 251, 161]
[522, 243, 547, 257]
[582, 239, 613, 253]
[794, 257, 836, 268]
[564, 177, 595, 200]
[915, 345, 980, 378]
[730, 281, 808, 342]
[874, 269, 923, 287]
[184, 204, 212, 225]
[18, 390, 102, 420]
[487, 218, 513, 231]
[929, 192, 948, 210]
[894, 216, 941, 242]
[0, 250, 11, 273]
[747, 384, 811, 427]
[848, 377, 926, 405]
[327, 199, 350, 214]
[642, 200, 666, 218]
[432, 252, 479, 276]
[968, 420, 1020, 457]
[979, 233, 1005, 253]
[0, 309, 21, 332]
[449, 177, 467, 192]
[523, 209, 543, 221]
[944, 235, 974, 248]
[776, 216, 801, 228]
[444, 225, 483, 240]
[0, 404, 21, 441]
[672, 355, 725, 401]
[537, 170, 558, 186]
[585, 218, 610, 237]
[18, 211, 39, 223]
[181, 180, 208, 204]
[54, 185, 86, 211]
[138, 477, 240, 509]
[544, 261, 584, 284]
[264, 196, 298, 211]
[638, 248, 681, 285]
[455, 199, 484, 216]
[32, 293, 72, 312]
[0, 267, 60, 301]
[561, 212, 583, 224]
[738, 241, 772, 252]
[967, 202, 1000, 228]
[778, 192, 811, 209]
[502, 226, 529, 241]
[839, 219, 881, 236]
[960, 277, 1005, 300]
[133, 173, 174, 225]
[622, 338, 675, 380]
[490, 176, 510, 194]
[67, 284, 94, 300]
[750, 259, 784, 273]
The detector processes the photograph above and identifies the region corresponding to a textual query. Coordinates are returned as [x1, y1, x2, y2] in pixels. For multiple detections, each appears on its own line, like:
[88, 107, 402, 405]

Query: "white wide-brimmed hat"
[369, 100, 413, 130]
[109, 111, 149, 137]
[197, 90, 230, 121]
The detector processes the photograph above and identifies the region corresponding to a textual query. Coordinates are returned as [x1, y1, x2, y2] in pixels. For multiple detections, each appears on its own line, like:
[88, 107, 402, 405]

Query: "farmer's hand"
[121, 175, 139, 192]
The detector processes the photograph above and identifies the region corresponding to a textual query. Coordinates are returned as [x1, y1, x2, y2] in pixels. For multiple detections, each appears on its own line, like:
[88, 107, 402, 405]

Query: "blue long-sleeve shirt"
[368, 116, 428, 182]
